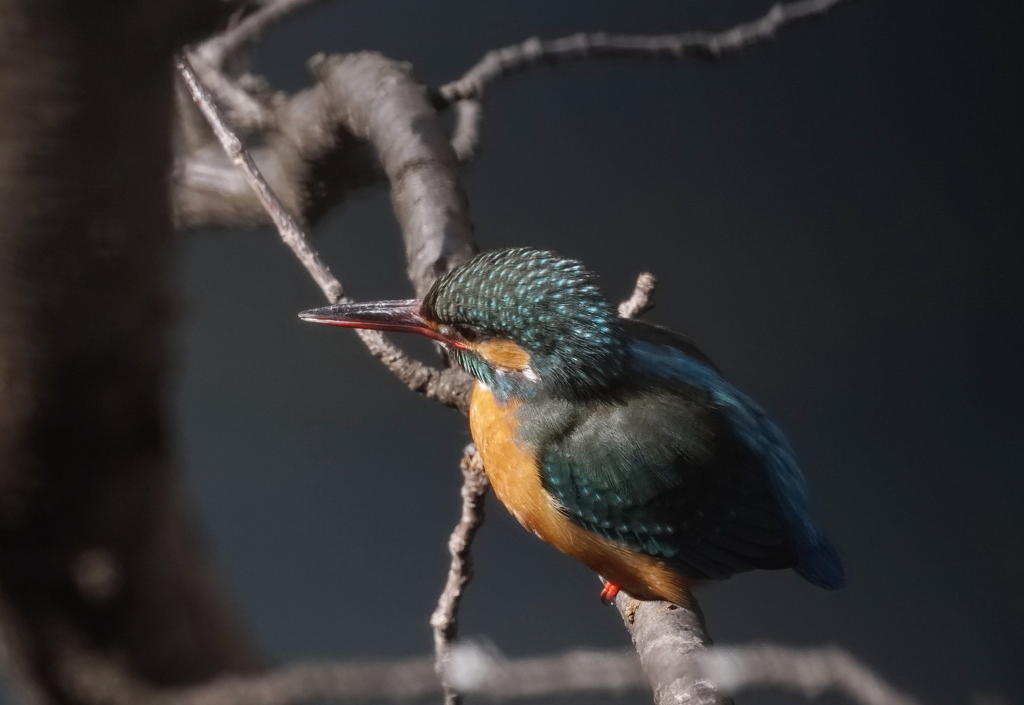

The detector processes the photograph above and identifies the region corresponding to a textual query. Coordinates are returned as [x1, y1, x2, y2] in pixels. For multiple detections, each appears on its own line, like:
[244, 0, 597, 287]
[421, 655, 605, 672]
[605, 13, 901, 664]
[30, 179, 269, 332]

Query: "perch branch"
[438, 0, 859, 159]
[177, 55, 473, 412]
[613, 278, 728, 705]
[430, 447, 490, 705]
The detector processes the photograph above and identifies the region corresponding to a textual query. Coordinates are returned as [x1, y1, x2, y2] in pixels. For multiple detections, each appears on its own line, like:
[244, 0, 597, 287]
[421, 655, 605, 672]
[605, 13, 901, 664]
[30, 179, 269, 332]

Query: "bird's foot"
[600, 581, 620, 605]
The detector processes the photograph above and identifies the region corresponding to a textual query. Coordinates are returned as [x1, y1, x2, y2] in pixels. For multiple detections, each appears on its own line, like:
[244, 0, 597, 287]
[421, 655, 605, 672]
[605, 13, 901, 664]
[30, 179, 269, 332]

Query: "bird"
[299, 247, 845, 607]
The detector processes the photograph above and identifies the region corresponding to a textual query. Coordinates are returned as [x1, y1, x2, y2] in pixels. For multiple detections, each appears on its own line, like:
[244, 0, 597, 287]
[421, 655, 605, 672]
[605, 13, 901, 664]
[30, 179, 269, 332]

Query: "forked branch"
[440, 0, 859, 159]
[176, 55, 473, 411]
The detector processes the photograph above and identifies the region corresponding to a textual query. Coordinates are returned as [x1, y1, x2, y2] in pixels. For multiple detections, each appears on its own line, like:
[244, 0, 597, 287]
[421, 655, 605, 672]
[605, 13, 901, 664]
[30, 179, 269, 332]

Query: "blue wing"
[539, 328, 845, 589]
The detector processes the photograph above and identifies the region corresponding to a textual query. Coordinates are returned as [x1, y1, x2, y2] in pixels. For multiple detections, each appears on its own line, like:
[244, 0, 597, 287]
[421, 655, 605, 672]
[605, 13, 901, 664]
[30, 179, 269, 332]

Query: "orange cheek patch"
[474, 339, 532, 371]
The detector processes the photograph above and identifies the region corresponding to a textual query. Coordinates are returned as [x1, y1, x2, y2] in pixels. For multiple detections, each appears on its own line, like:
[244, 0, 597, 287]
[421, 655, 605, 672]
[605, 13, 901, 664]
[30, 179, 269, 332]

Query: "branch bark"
[177, 55, 474, 412]
[697, 645, 920, 705]
[144, 642, 918, 705]
[174, 51, 478, 299]
[438, 0, 860, 159]
[618, 272, 658, 319]
[610, 274, 727, 705]
[195, 0, 322, 71]
[430, 447, 489, 705]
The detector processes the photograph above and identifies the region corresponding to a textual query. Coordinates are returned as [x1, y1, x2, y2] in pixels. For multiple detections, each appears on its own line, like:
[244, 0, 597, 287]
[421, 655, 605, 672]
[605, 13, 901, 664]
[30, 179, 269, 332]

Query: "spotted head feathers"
[423, 248, 626, 399]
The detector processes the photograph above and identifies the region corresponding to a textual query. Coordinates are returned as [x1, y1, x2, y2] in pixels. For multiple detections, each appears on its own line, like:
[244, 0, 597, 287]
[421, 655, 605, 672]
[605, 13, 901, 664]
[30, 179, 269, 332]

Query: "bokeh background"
[176, 1, 1023, 704]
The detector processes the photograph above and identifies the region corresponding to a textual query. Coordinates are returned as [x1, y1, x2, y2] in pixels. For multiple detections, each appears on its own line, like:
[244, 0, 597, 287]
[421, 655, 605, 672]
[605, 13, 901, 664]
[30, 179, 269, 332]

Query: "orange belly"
[468, 382, 692, 606]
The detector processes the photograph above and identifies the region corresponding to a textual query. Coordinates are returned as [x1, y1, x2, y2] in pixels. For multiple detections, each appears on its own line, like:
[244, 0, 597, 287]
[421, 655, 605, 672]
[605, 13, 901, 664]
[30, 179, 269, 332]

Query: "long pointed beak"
[299, 299, 465, 348]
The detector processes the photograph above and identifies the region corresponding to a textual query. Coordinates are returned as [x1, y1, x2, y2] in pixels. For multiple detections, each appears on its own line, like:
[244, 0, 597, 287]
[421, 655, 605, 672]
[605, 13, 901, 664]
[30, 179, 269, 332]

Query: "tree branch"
[178, 55, 343, 303]
[438, 0, 860, 159]
[174, 51, 477, 297]
[697, 645, 920, 705]
[612, 274, 730, 705]
[612, 595, 726, 705]
[177, 55, 474, 412]
[430, 447, 489, 705]
[310, 52, 477, 297]
[618, 272, 658, 319]
[147, 642, 918, 705]
[183, 53, 274, 133]
[194, 0, 322, 71]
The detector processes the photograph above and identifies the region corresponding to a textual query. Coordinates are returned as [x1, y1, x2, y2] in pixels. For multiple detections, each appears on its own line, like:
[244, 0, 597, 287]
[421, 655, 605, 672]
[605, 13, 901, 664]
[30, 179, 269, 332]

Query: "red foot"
[600, 581, 620, 605]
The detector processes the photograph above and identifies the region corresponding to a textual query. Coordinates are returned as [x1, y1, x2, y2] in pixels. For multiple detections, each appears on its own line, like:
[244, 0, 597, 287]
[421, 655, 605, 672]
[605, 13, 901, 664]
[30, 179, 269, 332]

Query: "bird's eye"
[453, 325, 479, 343]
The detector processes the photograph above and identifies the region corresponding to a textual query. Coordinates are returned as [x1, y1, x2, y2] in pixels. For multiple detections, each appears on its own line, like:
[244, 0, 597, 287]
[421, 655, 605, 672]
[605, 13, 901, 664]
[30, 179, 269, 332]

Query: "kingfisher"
[299, 248, 844, 606]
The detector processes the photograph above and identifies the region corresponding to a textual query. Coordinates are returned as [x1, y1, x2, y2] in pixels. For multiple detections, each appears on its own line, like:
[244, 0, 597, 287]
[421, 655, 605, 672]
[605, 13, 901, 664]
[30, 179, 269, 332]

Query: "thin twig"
[184, 52, 274, 132]
[618, 272, 657, 319]
[430, 447, 490, 705]
[194, 0, 322, 70]
[438, 0, 859, 159]
[176, 55, 473, 412]
[177, 55, 341, 302]
[185, 0, 324, 133]
[450, 98, 482, 162]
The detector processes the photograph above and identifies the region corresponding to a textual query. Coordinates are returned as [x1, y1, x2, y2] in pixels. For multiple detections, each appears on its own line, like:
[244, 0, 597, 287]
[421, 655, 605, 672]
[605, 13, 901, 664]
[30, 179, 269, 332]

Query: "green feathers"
[423, 248, 626, 397]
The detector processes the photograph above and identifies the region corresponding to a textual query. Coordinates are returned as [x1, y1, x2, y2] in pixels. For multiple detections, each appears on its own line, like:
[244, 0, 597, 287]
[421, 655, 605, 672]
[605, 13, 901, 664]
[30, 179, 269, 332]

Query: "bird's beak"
[298, 299, 466, 348]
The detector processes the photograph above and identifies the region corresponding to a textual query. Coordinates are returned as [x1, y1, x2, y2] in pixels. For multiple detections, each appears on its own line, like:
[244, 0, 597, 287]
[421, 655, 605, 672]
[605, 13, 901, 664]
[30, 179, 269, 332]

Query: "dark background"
[176, 1, 1023, 704]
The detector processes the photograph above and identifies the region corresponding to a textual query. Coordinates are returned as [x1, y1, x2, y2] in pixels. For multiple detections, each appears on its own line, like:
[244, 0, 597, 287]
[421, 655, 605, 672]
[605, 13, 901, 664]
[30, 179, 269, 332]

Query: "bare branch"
[178, 55, 342, 302]
[450, 98, 482, 162]
[176, 55, 474, 412]
[163, 657, 439, 705]
[612, 280, 726, 705]
[618, 272, 658, 319]
[195, 0, 322, 70]
[612, 594, 728, 705]
[150, 642, 917, 705]
[446, 644, 645, 699]
[431, 447, 489, 705]
[175, 52, 477, 299]
[439, 0, 859, 158]
[184, 53, 275, 133]
[156, 648, 646, 705]
[311, 52, 477, 297]
[697, 645, 920, 705]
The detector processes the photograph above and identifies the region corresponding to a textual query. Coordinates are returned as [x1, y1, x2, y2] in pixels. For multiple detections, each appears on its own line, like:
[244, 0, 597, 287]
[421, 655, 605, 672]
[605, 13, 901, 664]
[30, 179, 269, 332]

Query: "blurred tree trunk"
[0, 3, 262, 704]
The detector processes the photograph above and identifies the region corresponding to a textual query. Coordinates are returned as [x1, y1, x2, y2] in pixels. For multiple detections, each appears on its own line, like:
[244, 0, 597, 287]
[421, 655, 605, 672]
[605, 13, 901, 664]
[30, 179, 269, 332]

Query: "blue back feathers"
[629, 342, 846, 589]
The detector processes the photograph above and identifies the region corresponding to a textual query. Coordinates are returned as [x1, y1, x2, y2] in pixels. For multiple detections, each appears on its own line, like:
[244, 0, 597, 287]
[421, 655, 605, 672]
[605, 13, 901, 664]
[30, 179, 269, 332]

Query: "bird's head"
[300, 248, 627, 401]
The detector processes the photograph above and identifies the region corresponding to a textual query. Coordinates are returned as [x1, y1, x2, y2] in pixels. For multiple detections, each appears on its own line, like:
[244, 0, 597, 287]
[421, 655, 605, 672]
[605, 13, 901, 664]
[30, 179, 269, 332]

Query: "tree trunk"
[0, 3, 262, 703]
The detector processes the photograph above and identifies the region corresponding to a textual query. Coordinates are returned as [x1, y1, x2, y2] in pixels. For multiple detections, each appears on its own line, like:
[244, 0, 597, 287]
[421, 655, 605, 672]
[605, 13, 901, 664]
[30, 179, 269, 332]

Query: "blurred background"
[176, 1, 1022, 704]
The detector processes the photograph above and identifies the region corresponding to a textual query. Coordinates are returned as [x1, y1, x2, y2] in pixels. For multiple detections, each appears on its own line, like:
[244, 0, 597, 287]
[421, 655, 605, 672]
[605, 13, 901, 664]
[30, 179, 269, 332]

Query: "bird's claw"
[600, 581, 620, 605]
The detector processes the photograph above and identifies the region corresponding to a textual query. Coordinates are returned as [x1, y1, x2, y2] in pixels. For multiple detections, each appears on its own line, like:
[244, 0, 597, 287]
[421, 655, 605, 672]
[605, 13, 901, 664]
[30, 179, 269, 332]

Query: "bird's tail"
[795, 530, 846, 590]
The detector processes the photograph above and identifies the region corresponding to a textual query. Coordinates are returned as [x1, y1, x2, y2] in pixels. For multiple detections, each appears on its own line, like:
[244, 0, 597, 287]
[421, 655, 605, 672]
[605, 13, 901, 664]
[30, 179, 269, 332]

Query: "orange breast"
[468, 382, 693, 606]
